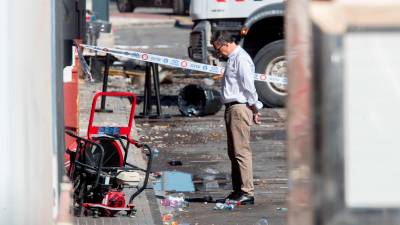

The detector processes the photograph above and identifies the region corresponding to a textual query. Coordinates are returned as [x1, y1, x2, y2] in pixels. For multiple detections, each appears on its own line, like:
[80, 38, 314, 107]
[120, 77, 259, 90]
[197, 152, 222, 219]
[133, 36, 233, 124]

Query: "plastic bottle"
[162, 213, 174, 225]
[152, 148, 160, 158]
[255, 217, 269, 225]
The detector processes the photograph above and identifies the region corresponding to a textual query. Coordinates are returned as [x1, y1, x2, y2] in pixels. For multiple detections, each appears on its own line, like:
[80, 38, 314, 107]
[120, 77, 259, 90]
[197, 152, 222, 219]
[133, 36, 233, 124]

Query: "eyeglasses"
[214, 44, 226, 53]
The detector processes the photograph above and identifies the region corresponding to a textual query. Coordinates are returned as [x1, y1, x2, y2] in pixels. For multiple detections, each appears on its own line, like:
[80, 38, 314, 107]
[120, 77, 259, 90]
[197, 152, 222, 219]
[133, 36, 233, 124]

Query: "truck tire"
[172, 0, 185, 15]
[116, 0, 134, 13]
[253, 40, 287, 107]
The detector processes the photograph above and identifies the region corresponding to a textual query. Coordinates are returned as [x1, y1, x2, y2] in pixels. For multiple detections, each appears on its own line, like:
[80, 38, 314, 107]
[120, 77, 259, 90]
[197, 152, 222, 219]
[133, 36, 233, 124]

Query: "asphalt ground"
[75, 71, 288, 225]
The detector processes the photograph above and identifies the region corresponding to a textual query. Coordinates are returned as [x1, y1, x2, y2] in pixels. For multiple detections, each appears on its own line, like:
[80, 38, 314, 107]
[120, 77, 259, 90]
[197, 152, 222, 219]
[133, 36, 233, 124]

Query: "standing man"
[211, 31, 262, 205]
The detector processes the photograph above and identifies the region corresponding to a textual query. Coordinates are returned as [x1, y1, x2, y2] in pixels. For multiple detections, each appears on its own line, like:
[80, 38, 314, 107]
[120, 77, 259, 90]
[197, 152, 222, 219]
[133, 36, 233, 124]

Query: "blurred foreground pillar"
[287, 0, 400, 225]
[286, 0, 314, 225]
[0, 0, 57, 224]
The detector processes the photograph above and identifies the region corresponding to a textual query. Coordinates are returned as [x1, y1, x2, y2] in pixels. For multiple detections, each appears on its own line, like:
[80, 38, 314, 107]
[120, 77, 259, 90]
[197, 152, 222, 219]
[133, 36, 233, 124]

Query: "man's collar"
[228, 46, 241, 59]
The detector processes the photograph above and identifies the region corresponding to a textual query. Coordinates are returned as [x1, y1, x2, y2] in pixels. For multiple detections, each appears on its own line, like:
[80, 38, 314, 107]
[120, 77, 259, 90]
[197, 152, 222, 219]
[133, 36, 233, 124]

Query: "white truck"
[116, 0, 190, 15]
[188, 0, 286, 107]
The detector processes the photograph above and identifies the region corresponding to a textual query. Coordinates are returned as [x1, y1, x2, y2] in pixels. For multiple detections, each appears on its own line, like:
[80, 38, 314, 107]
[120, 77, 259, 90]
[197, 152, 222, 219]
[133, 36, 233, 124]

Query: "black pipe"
[152, 63, 162, 115]
[142, 62, 152, 116]
[129, 144, 153, 204]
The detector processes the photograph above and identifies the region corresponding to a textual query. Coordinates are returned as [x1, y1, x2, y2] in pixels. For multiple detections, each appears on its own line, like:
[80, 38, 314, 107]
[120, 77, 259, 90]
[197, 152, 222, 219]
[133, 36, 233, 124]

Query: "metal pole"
[0, 0, 55, 224]
[152, 63, 162, 116]
[142, 62, 153, 117]
[286, 0, 314, 225]
[96, 54, 113, 113]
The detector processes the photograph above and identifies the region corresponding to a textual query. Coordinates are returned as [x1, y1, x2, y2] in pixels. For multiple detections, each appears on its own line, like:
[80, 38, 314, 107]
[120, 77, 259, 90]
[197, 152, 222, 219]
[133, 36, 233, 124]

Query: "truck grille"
[189, 31, 205, 63]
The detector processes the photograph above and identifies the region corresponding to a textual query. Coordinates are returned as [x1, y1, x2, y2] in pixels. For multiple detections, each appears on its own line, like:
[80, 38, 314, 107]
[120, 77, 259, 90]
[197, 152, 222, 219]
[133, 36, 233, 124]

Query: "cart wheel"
[128, 208, 137, 217]
[92, 209, 100, 218]
[85, 138, 124, 168]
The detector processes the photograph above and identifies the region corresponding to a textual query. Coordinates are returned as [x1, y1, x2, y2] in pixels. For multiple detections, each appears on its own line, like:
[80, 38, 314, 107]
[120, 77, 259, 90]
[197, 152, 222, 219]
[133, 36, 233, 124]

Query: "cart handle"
[87, 92, 137, 140]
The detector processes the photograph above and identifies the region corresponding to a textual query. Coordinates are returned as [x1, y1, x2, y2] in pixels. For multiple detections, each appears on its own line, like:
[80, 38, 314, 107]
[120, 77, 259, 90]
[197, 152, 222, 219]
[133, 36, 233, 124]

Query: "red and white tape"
[81, 44, 288, 85]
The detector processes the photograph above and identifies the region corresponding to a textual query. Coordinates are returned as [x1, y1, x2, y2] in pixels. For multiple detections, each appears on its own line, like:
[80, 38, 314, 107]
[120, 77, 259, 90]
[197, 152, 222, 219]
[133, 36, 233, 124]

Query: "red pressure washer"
[64, 92, 153, 217]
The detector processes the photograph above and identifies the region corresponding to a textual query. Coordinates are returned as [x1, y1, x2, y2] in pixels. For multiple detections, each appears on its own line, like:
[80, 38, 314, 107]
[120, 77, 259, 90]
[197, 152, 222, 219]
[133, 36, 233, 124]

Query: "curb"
[112, 20, 177, 30]
[110, 17, 193, 30]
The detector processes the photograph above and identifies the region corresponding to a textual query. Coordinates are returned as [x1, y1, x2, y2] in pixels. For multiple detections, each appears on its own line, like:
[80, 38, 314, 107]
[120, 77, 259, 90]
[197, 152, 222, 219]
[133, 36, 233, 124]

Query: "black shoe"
[231, 193, 255, 205]
[224, 191, 240, 201]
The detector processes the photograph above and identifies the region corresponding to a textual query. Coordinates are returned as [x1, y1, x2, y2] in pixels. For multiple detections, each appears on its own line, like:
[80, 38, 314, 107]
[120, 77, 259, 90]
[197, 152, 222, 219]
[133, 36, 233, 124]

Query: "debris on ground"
[203, 167, 219, 175]
[202, 78, 215, 86]
[255, 217, 269, 225]
[168, 160, 183, 166]
[160, 193, 188, 209]
[276, 207, 288, 212]
[213, 200, 239, 211]
[152, 148, 160, 158]
[162, 213, 175, 224]
[178, 84, 222, 116]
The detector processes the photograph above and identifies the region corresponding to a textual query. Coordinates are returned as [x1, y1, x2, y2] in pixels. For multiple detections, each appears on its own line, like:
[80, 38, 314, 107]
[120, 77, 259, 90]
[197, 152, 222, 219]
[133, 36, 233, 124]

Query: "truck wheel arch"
[172, 0, 186, 15]
[116, 0, 135, 13]
[240, 16, 284, 58]
[239, 2, 285, 57]
[239, 4, 286, 107]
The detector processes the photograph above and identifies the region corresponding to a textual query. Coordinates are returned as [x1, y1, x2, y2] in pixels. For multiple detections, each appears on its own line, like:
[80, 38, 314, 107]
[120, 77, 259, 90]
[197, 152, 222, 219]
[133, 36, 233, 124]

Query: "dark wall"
[63, 0, 86, 67]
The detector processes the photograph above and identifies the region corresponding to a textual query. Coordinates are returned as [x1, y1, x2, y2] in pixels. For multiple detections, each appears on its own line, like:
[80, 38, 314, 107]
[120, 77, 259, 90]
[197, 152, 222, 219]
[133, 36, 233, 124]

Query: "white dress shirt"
[221, 46, 263, 109]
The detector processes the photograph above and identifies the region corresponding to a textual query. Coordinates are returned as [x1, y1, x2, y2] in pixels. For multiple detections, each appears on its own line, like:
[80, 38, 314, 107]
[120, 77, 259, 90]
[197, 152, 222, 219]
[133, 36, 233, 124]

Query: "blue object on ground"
[154, 171, 195, 192]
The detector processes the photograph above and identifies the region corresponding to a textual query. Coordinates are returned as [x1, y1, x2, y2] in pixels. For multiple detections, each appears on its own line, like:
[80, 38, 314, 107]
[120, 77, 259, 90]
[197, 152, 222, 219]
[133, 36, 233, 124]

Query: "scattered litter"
[202, 78, 215, 86]
[153, 171, 195, 192]
[162, 213, 174, 222]
[152, 148, 160, 158]
[203, 168, 219, 175]
[153, 125, 170, 130]
[116, 171, 141, 186]
[255, 217, 269, 225]
[168, 160, 183, 166]
[204, 180, 219, 191]
[192, 173, 230, 192]
[202, 175, 216, 181]
[213, 200, 239, 210]
[276, 207, 288, 212]
[160, 194, 188, 208]
[153, 171, 162, 178]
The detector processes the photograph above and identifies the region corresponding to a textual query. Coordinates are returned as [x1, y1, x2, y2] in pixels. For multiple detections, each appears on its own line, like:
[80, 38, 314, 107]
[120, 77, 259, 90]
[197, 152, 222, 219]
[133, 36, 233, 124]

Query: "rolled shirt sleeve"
[237, 56, 264, 110]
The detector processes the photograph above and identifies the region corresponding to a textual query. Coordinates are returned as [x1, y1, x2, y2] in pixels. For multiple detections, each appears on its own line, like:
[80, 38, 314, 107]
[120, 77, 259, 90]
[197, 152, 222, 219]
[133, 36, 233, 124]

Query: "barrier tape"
[76, 44, 94, 82]
[81, 44, 288, 85]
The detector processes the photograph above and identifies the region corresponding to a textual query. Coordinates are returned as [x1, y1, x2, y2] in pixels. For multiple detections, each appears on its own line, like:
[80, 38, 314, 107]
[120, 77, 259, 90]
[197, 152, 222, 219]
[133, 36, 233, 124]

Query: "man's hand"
[253, 112, 261, 125]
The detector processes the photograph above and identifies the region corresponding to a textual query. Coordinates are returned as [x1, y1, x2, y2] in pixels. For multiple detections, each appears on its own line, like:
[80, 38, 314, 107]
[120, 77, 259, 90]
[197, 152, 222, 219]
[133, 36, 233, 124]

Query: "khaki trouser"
[225, 104, 254, 196]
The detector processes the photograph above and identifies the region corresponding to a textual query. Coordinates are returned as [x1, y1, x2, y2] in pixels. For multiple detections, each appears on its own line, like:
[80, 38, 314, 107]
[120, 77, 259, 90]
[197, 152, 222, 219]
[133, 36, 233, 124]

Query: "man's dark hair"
[210, 31, 236, 45]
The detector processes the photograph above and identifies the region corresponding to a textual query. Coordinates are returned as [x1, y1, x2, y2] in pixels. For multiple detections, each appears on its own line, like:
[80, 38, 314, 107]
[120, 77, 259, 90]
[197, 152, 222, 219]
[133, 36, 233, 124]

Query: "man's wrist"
[249, 104, 258, 114]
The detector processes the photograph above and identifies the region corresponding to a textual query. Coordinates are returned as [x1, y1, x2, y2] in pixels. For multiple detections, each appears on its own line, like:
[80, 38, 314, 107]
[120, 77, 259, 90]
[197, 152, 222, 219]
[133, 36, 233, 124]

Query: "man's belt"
[224, 101, 245, 108]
